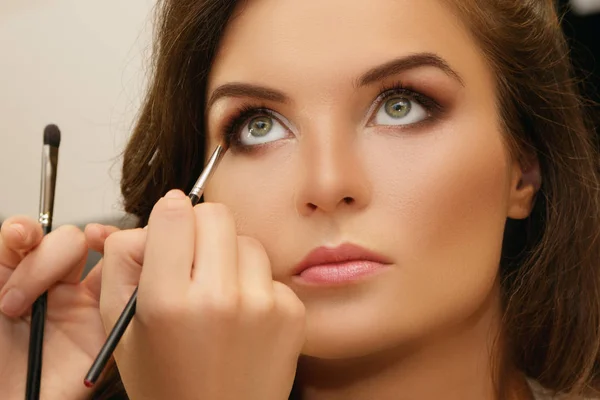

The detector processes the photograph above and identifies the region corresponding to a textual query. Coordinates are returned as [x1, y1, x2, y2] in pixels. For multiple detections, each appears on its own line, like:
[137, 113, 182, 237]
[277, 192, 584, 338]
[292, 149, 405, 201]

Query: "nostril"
[343, 197, 354, 205]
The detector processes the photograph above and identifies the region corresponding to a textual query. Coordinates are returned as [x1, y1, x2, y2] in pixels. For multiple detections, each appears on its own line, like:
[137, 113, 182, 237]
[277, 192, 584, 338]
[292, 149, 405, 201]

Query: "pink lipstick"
[292, 243, 392, 285]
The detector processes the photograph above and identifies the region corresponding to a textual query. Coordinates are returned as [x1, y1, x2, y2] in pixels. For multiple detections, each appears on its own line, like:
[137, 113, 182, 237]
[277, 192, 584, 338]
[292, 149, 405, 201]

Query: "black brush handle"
[84, 288, 138, 387]
[85, 185, 206, 386]
[25, 292, 47, 400]
[26, 224, 51, 400]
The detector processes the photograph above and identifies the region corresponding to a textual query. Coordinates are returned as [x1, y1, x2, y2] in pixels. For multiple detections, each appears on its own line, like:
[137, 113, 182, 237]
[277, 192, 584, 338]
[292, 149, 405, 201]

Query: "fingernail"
[0, 288, 26, 315]
[10, 224, 26, 240]
[165, 189, 185, 199]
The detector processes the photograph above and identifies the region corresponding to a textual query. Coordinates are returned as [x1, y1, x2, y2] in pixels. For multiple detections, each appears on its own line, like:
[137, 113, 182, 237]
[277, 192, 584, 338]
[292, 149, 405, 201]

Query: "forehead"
[208, 0, 487, 94]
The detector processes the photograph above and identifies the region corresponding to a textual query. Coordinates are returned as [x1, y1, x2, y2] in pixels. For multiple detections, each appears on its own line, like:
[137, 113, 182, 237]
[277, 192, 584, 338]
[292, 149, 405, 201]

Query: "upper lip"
[292, 243, 392, 275]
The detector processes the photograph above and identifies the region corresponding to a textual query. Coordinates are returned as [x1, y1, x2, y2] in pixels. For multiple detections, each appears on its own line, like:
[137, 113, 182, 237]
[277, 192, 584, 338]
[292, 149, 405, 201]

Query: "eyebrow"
[356, 52, 464, 88]
[206, 83, 290, 110]
[206, 52, 463, 111]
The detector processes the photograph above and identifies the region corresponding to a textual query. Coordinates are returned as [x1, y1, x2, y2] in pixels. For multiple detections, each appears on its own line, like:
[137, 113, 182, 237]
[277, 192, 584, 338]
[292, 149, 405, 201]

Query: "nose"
[294, 123, 371, 216]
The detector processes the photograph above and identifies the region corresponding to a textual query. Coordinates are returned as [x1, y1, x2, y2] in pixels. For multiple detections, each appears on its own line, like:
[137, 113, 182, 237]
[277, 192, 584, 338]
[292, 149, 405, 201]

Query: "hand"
[0, 216, 118, 400]
[100, 190, 307, 400]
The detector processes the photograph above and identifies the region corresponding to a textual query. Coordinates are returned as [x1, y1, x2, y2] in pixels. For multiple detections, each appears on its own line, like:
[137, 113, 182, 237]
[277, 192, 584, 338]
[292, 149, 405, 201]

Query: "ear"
[507, 154, 541, 220]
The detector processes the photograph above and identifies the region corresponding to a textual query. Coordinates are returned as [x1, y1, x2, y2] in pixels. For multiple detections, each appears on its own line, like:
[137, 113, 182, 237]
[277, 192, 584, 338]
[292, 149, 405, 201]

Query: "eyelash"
[376, 81, 442, 117]
[221, 82, 442, 150]
[222, 104, 276, 150]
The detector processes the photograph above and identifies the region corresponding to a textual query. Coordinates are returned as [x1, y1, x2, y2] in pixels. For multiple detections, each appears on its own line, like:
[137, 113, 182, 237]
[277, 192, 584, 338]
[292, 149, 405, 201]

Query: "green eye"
[249, 116, 273, 137]
[235, 109, 291, 147]
[384, 97, 411, 119]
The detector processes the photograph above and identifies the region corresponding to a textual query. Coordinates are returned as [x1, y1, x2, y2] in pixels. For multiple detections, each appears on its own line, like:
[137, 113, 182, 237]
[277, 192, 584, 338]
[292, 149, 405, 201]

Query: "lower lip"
[295, 261, 389, 285]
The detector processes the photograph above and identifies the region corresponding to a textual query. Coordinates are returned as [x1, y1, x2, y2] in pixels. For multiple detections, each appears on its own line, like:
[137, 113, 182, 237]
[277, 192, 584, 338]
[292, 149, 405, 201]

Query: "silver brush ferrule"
[190, 145, 225, 198]
[39, 145, 59, 228]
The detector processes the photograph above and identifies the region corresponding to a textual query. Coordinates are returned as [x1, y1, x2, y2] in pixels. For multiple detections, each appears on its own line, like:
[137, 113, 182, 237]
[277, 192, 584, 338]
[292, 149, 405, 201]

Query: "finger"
[236, 236, 273, 297]
[0, 264, 10, 290]
[0, 216, 44, 268]
[272, 281, 306, 347]
[100, 228, 145, 327]
[138, 189, 195, 303]
[81, 259, 103, 302]
[85, 223, 121, 254]
[0, 225, 87, 317]
[191, 203, 238, 295]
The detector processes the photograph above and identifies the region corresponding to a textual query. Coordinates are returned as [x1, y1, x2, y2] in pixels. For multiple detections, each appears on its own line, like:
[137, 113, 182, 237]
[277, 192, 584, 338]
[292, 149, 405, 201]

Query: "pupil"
[249, 117, 272, 137]
[385, 97, 411, 118]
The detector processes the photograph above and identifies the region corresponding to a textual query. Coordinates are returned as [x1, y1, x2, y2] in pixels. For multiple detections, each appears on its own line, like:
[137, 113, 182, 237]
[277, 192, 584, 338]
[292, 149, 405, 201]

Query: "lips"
[292, 242, 392, 275]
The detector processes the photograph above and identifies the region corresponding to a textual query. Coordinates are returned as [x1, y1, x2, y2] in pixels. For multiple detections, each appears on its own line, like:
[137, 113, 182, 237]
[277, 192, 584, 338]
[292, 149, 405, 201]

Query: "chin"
[298, 295, 498, 361]
[295, 265, 502, 361]
[299, 311, 425, 360]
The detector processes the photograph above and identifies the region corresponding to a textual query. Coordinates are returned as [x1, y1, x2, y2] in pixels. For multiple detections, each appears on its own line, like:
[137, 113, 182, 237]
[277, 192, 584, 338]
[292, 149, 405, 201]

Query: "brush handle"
[25, 292, 47, 400]
[85, 189, 201, 386]
[26, 225, 51, 400]
[84, 287, 138, 386]
[84, 146, 223, 387]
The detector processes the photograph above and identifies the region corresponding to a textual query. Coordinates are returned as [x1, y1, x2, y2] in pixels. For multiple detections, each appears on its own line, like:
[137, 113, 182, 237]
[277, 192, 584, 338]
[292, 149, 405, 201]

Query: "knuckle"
[103, 229, 145, 268]
[58, 225, 86, 252]
[137, 293, 188, 324]
[237, 236, 268, 262]
[102, 229, 145, 285]
[103, 230, 137, 262]
[284, 301, 306, 324]
[200, 291, 240, 321]
[274, 282, 306, 321]
[103, 230, 127, 257]
[57, 224, 81, 236]
[243, 294, 276, 318]
[237, 235, 265, 253]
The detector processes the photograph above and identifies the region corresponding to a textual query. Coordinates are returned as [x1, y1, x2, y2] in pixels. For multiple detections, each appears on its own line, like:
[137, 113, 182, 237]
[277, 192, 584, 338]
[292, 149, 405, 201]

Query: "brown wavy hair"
[91, 0, 600, 398]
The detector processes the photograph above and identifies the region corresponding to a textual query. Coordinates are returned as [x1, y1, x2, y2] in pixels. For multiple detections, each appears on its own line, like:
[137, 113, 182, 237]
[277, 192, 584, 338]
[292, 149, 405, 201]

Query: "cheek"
[365, 122, 511, 331]
[203, 149, 296, 236]
[377, 127, 510, 256]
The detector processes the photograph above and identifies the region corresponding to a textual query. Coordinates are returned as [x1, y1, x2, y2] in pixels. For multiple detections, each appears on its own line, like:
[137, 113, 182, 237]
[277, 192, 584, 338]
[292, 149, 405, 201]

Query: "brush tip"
[84, 379, 94, 388]
[43, 124, 61, 147]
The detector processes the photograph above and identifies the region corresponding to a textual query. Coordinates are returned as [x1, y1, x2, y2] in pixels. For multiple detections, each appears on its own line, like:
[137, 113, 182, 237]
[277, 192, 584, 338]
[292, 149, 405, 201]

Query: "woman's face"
[204, 0, 532, 358]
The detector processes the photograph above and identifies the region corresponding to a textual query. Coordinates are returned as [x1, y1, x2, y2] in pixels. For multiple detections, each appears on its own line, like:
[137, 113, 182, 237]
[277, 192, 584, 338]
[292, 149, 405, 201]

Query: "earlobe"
[507, 158, 541, 220]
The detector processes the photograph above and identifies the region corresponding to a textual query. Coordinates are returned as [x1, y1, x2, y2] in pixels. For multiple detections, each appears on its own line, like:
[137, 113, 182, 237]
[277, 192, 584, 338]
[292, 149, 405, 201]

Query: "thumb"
[0, 216, 44, 269]
[99, 228, 146, 330]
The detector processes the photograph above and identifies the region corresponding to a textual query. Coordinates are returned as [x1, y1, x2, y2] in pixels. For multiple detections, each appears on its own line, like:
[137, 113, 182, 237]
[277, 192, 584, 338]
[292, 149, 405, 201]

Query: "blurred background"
[0, 0, 598, 269]
[0, 0, 155, 229]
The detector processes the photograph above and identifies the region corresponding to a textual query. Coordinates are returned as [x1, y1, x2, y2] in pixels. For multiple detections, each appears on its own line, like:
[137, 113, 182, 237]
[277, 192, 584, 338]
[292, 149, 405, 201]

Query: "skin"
[0, 0, 541, 399]
[204, 0, 539, 398]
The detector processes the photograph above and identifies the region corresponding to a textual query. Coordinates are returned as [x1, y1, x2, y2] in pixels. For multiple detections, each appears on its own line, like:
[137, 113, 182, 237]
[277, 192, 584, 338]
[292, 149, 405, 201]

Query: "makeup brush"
[84, 144, 226, 387]
[26, 124, 61, 400]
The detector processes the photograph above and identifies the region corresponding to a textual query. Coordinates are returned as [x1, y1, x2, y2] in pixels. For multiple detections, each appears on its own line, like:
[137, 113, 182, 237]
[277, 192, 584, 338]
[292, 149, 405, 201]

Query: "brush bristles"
[43, 124, 61, 147]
